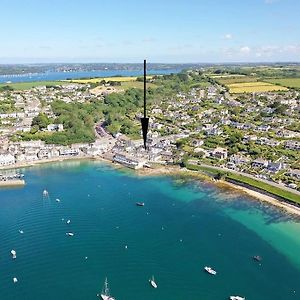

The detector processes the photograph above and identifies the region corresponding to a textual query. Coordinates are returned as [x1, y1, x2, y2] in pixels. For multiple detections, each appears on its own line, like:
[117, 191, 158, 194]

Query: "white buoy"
[11, 250, 17, 259]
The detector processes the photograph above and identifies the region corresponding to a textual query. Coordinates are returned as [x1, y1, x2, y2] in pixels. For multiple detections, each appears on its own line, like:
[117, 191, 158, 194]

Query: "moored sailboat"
[149, 275, 157, 288]
[97, 277, 115, 300]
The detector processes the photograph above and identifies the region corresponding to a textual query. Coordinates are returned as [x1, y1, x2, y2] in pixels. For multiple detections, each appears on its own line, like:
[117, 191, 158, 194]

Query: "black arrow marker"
[141, 59, 149, 150]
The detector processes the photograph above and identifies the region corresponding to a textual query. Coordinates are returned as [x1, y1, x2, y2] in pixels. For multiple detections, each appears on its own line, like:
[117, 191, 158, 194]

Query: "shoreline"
[2, 157, 300, 216]
[0, 179, 25, 187]
[0, 155, 94, 171]
[136, 165, 300, 217]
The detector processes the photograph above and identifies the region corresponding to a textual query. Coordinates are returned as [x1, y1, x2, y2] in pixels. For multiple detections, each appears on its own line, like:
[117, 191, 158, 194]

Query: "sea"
[0, 160, 300, 300]
[0, 69, 182, 84]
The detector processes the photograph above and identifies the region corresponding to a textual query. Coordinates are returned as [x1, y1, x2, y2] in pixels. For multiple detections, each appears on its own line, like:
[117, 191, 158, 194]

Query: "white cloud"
[240, 46, 251, 54]
[223, 33, 233, 40]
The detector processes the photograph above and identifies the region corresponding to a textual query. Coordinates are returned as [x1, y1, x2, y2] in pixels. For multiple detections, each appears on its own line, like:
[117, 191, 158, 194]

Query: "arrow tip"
[141, 117, 149, 149]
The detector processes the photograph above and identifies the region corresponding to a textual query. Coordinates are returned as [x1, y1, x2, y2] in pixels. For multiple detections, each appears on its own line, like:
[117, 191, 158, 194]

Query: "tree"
[32, 113, 51, 130]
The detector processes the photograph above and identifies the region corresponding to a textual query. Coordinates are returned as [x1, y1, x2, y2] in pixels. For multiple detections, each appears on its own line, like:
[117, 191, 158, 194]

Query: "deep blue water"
[0, 160, 300, 300]
[0, 69, 181, 83]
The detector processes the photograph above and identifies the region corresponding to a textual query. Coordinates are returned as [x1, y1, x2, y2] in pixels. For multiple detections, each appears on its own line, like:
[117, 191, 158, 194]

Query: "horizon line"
[1, 61, 300, 65]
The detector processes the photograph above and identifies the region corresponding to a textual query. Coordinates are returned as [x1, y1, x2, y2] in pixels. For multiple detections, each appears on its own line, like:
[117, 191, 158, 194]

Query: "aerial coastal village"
[0, 68, 299, 202]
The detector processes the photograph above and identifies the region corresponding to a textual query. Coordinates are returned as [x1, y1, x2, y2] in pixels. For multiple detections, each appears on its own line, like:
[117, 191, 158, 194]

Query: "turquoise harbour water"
[1, 161, 300, 300]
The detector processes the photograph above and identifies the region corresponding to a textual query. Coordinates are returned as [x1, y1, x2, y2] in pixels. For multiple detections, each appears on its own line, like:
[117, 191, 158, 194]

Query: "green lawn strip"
[185, 164, 225, 176]
[226, 173, 300, 204]
[186, 164, 300, 204]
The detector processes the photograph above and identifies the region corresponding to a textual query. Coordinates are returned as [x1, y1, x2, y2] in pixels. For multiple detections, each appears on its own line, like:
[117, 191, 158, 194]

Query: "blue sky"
[0, 0, 299, 63]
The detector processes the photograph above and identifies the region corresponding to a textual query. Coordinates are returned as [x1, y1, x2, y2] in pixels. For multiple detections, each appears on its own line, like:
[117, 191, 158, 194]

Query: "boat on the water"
[97, 277, 115, 300]
[149, 275, 157, 288]
[11, 250, 16, 259]
[66, 232, 74, 236]
[230, 296, 245, 300]
[13, 277, 18, 283]
[204, 266, 217, 275]
[136, 202, 145, 206]
[66, 219, 71, 224]
[253, 255, 262, 262]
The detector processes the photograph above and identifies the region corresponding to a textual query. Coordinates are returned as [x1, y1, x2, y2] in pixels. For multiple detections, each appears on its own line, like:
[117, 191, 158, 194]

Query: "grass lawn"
[226, 173, 300, 204]
[0, 81, 69, 91]
[186, 164, 300, 204]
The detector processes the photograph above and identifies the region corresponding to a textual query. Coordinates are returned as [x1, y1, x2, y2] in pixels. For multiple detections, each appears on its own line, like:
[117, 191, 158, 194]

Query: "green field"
[227, 81, 288, 93]
[0, 81, 68, 91]
[118, 81, 155, 90]
[68, 76, 153, 84]
[264, 78, 300, 89]
[213, 75, 259, 85]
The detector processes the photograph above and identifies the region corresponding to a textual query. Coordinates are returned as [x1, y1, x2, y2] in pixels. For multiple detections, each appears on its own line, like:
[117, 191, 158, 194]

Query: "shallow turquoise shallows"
[0, 161, 300, 300]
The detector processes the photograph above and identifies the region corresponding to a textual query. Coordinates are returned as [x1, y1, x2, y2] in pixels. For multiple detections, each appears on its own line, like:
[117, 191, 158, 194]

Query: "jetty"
[0, 179, 25, 187]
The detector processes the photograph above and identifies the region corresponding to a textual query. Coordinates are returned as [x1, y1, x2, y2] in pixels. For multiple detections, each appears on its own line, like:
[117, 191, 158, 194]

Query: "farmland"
[216, 76, 259, 85]
[68, 76, 155, 91]
[0, 81, 69, 91]
[264, 78, 300, 89]
[68, 76, 153, 84]
[228, 81, 288, 93]
[209, 74, 289, 93]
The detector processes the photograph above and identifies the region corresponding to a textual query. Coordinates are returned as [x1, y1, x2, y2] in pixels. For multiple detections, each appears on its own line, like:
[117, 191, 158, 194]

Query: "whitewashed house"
[0, 153, 15, 166]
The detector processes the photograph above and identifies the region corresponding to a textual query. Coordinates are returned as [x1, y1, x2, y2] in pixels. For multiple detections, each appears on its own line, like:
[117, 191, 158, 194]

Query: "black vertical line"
[144, 59, 146, 118]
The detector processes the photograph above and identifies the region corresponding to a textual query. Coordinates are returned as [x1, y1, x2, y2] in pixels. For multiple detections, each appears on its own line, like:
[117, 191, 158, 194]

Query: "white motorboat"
[56, 198, 61, 202]
[66, 219, 71, 224]
[230, 296, 245, 300]
[11, 250, 17, 259]
[19, 230, 24, 234]
[13, 277, 18, 283]
[66, 232, 74, 236]
[97, 277, 115, 300]
[149, 275, 157, 288]
[204, 266, 217, 275]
